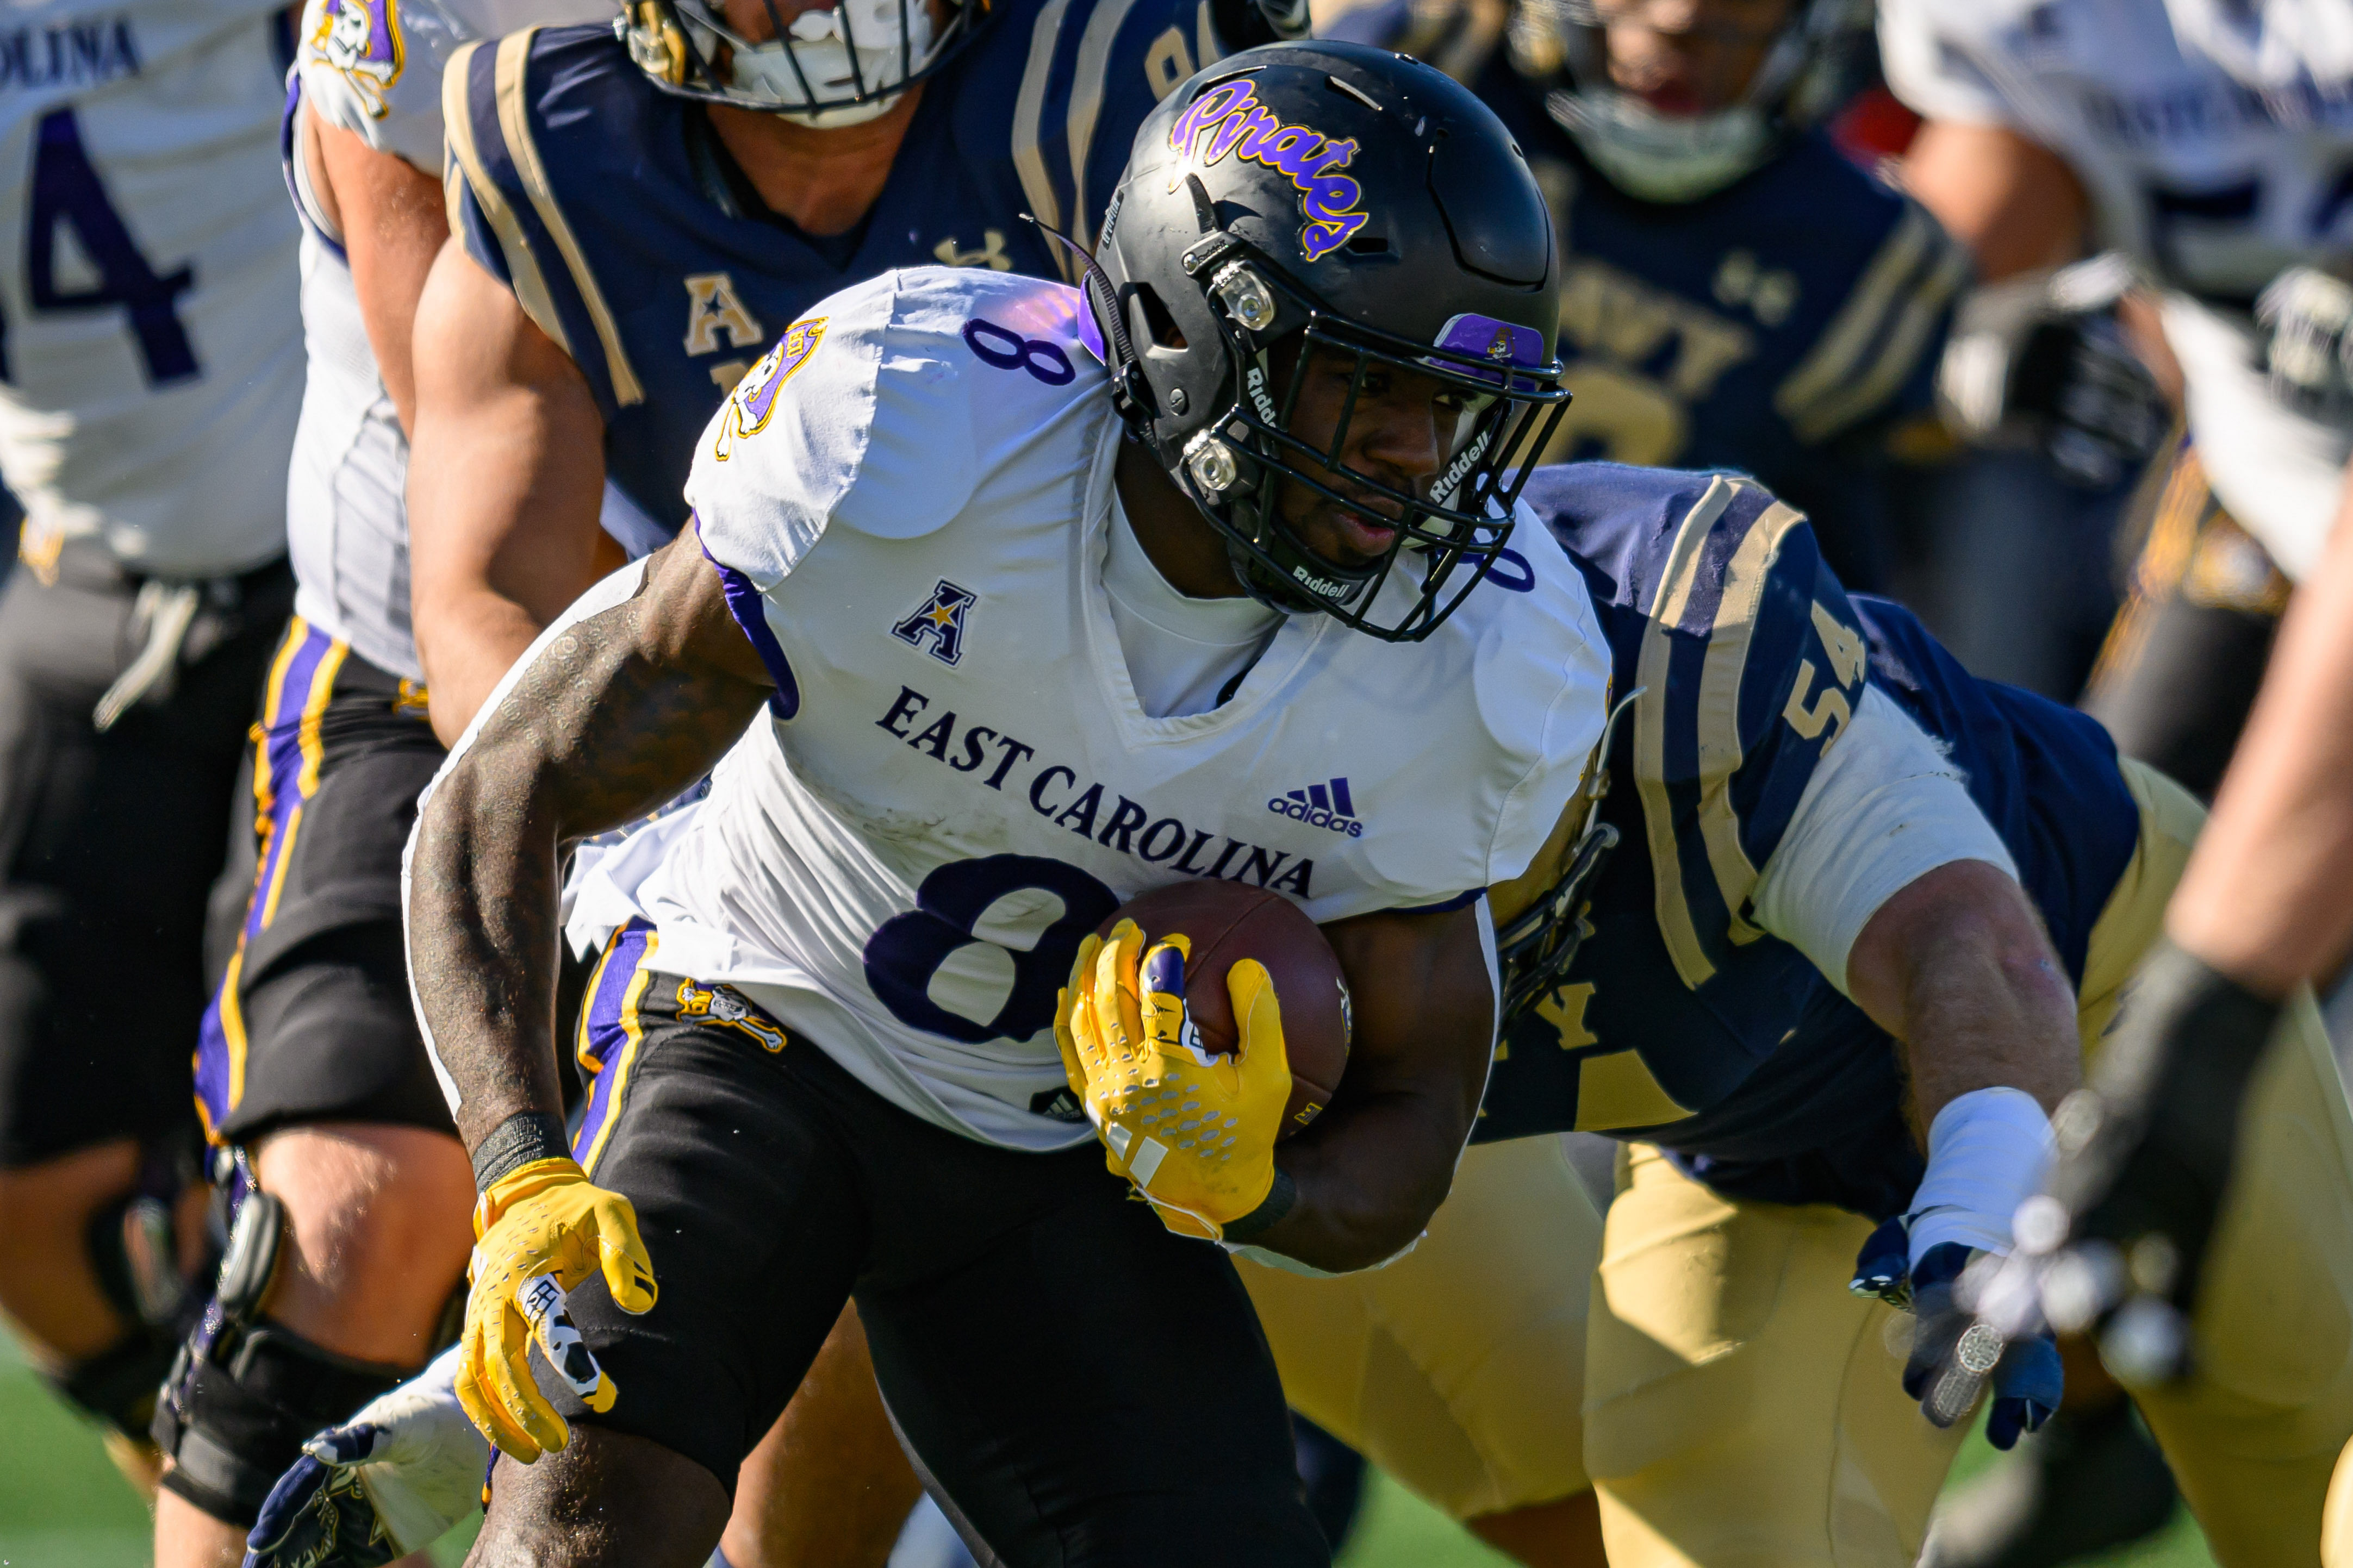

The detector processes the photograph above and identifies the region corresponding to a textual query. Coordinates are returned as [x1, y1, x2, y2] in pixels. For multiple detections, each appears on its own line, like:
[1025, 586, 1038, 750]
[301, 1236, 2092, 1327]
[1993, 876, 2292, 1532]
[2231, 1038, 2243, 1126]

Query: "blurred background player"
[1317, 0, 1951, 594]
[2002, 249, 2353, 1568]
[1886, 0, 2353, 798]
[1879, 0, 2353, 1555]
[0, 0, 303, 1501]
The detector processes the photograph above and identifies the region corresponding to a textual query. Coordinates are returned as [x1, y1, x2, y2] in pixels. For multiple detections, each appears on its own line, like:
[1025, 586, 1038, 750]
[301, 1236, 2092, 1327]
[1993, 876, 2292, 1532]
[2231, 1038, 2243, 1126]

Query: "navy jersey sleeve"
[443, 27, 646, 421]
[991, 0, 1288, 275]
[1524, 462, 1871, 990]
[1764, 145, 1969, 448]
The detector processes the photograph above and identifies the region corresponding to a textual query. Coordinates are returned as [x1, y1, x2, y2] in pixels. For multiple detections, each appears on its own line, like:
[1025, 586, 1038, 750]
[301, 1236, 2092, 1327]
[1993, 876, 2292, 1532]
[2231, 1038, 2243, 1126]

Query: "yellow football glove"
[456, 1157, 655, 1463]
[1054, 919, 1293, 1240]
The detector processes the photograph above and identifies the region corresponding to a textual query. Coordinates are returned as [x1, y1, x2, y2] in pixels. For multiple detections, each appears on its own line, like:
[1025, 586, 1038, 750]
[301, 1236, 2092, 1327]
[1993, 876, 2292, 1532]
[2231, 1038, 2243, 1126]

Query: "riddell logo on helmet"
[1268, 778, 1364, 836]
[1168, 80, 1371, 262]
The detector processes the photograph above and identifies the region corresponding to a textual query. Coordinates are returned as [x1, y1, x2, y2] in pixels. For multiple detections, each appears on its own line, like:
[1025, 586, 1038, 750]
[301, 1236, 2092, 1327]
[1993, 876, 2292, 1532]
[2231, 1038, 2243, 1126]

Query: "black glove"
[1853, 1225, 2062, 1449]
[2028, 940, 2282, 1383]
[1939, 258, 2169, 490]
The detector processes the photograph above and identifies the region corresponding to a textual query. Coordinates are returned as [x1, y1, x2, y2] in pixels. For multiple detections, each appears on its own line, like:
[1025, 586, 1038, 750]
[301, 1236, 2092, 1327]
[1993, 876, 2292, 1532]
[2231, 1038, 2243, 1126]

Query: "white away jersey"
[582, 267, 1612, 1149]
[0, 0, 301, 576]
[1881, 0, 2353, 302]
[285, 0, 646, 679]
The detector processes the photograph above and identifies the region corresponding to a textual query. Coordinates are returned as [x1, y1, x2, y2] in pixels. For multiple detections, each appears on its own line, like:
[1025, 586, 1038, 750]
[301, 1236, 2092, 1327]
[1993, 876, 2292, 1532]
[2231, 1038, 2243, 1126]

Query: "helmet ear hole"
[1128, 283, 1189, 351]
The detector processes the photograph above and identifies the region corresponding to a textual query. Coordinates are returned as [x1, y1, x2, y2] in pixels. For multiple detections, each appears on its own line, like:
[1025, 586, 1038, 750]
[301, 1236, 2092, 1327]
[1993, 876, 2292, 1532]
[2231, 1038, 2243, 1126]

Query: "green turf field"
[0, 1323, 2226, 1568]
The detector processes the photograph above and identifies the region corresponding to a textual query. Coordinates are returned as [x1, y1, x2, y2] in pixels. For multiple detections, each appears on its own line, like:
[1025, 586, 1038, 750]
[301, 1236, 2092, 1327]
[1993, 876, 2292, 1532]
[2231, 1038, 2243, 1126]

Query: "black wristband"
[1221, 1167, 1297, 1244]
[470, 1110, 572, 1192]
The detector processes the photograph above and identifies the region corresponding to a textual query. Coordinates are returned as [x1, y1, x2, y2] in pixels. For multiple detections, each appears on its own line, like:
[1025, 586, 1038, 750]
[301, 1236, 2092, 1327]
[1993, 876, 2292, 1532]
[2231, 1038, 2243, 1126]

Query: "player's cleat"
[1921, 1400, 2179, 1568]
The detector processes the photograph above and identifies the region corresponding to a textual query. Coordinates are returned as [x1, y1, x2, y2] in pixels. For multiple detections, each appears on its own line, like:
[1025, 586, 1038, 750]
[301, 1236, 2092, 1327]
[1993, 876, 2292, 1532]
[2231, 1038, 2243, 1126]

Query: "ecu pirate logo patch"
[891, 579, 976, 666]
[676, 980, 788, 1053]
[712, 316, 826, 460]
[308, 0, 404, 118]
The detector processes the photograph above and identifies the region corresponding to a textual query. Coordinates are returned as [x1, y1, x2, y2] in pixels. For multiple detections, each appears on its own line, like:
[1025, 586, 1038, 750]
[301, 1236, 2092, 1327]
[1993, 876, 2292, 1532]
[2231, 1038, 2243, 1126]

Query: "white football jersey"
[1881, 0, 2353, 301]
[0, 0, 301, 577]
[568, 268, 1613, 1150]
[286, 0, 629, 678]
[1881, 0, 2353, 574]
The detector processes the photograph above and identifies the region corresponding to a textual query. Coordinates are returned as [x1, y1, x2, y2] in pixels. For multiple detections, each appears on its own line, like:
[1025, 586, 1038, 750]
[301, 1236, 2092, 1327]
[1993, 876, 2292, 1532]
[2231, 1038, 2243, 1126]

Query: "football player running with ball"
[173, 0, 1305, 1557]
[402, 42, 1607, 1568]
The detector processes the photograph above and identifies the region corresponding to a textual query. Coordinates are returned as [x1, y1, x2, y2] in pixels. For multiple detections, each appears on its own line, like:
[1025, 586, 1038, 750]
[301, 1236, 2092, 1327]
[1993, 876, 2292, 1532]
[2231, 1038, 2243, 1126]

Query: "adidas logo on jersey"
[1268, 779, 1362, 837]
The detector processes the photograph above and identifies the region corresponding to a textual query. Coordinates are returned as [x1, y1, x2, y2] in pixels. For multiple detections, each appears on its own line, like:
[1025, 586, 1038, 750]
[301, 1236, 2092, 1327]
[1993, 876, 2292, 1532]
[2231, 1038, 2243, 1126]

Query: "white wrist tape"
[1906, 1086, 2056, 1266]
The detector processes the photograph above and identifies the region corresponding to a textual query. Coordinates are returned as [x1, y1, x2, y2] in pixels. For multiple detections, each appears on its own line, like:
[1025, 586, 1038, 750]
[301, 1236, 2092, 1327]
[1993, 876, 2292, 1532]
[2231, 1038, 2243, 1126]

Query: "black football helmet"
[1091, 41, 1571, 641]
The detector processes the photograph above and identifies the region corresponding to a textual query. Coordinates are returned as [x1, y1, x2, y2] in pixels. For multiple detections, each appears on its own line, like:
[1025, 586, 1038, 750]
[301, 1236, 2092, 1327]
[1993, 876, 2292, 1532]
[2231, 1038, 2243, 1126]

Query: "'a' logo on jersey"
[891, 580, 977, 665]
[1268, 777, 1362, 837]
[683, 273, 764, 357]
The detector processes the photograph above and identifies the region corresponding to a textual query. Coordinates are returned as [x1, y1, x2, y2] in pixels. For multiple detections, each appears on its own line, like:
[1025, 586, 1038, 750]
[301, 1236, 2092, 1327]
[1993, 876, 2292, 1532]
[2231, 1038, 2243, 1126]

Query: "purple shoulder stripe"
[696, 518, 799, 720]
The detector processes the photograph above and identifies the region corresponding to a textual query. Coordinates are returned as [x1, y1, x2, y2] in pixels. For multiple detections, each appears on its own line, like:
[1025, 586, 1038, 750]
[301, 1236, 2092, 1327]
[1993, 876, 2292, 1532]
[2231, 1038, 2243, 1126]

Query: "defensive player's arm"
[407, 535, 772, 1144]
[1847, 859, 2081, 1126]
[1248, 904, 1496, 1273]
[408, 238, 620, 749]
[302, 110, 445, 433]
[1902, 121, 2087, 283]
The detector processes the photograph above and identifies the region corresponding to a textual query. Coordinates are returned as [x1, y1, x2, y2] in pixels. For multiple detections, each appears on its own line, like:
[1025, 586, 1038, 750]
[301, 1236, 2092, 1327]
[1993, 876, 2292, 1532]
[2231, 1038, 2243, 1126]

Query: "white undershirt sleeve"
[1749, 685, 2020, 997]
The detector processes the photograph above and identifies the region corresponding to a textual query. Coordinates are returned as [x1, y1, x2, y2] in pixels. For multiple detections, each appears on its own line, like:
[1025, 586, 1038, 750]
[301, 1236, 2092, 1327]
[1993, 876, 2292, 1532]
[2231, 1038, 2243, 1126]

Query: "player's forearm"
[1849, 859, 2081, 1133]
[1254, 1090, 1468, 1271]
[1248, 906, 1492, 1271]
[408, 544, 774, 1145]
[2168, 483, 2353, 995]
[1901, 121, 2087, 283]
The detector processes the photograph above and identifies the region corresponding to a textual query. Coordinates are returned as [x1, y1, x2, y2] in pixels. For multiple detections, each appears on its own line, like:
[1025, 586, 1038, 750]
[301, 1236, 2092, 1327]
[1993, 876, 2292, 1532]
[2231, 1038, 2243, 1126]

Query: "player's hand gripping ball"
[1055, 883, 1351, 1240]
[458, 1157, 655, 1462]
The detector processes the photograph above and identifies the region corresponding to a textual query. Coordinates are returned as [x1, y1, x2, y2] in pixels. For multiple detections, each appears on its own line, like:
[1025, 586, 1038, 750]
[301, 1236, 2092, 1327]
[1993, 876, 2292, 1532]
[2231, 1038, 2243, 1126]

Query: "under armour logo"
[933, 230, 1014, 272]
[891, 579, 978, 665]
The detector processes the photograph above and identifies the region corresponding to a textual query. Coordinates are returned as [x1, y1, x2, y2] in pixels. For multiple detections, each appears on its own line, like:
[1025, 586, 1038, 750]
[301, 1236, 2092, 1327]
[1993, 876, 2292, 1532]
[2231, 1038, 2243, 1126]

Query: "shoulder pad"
[689, 268, 1107, 588]
[1521, 462, 1870, 989]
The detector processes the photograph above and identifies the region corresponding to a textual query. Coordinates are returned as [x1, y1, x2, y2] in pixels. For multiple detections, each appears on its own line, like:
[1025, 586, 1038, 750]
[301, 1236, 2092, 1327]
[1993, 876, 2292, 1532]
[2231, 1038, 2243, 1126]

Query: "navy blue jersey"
[446, 0, 1263, 527]
[1477, 463, 2140, 1217]
[1323, 0, 1969, 586]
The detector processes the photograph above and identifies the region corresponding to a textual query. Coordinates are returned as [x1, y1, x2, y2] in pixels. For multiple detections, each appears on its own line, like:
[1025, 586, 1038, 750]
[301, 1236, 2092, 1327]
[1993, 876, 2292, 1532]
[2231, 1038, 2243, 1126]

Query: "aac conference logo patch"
[892, 579, 978, 666]
[711, 316, 826, 461]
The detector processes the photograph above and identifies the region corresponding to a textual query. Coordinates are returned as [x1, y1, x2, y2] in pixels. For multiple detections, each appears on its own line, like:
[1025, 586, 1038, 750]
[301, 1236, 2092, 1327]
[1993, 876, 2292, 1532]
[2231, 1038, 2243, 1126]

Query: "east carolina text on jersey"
[444, 0, 1275, 532]
[1474, 462, 2140, 1219]
[579, 268, 1611, 1150]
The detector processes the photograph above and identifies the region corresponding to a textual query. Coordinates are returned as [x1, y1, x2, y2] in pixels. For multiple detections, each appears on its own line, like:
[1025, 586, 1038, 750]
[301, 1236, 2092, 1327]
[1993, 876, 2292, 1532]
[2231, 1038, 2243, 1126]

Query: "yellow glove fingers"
[457, 1312, 544, 1463]
[1227, 959, 1293, 1085]
[481, 1294, 571, 1457]
[1091, 922, 1141, 1061]
[586, 1195, 658, 1315]
[1060, 934, 1107, 1074]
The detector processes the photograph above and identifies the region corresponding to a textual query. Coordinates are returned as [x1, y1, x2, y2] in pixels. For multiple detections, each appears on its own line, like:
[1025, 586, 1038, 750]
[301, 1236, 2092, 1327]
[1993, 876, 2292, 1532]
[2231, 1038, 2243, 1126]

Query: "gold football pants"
[1246, 760, 2353, 1566]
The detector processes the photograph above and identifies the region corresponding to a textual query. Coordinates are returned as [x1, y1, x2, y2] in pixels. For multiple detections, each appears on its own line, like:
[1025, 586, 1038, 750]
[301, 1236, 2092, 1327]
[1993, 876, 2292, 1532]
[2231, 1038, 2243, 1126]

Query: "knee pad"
[153, 1318, 409, 1526]
[44, 1134, 213, 1440]
[152, 1189, 407, 1526]
[43, 1330, 180, 1441]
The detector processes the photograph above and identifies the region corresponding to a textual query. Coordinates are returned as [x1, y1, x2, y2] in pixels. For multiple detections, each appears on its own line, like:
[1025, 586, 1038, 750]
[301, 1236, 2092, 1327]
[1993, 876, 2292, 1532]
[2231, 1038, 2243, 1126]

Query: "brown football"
[1098, 880, 1352, 1139]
